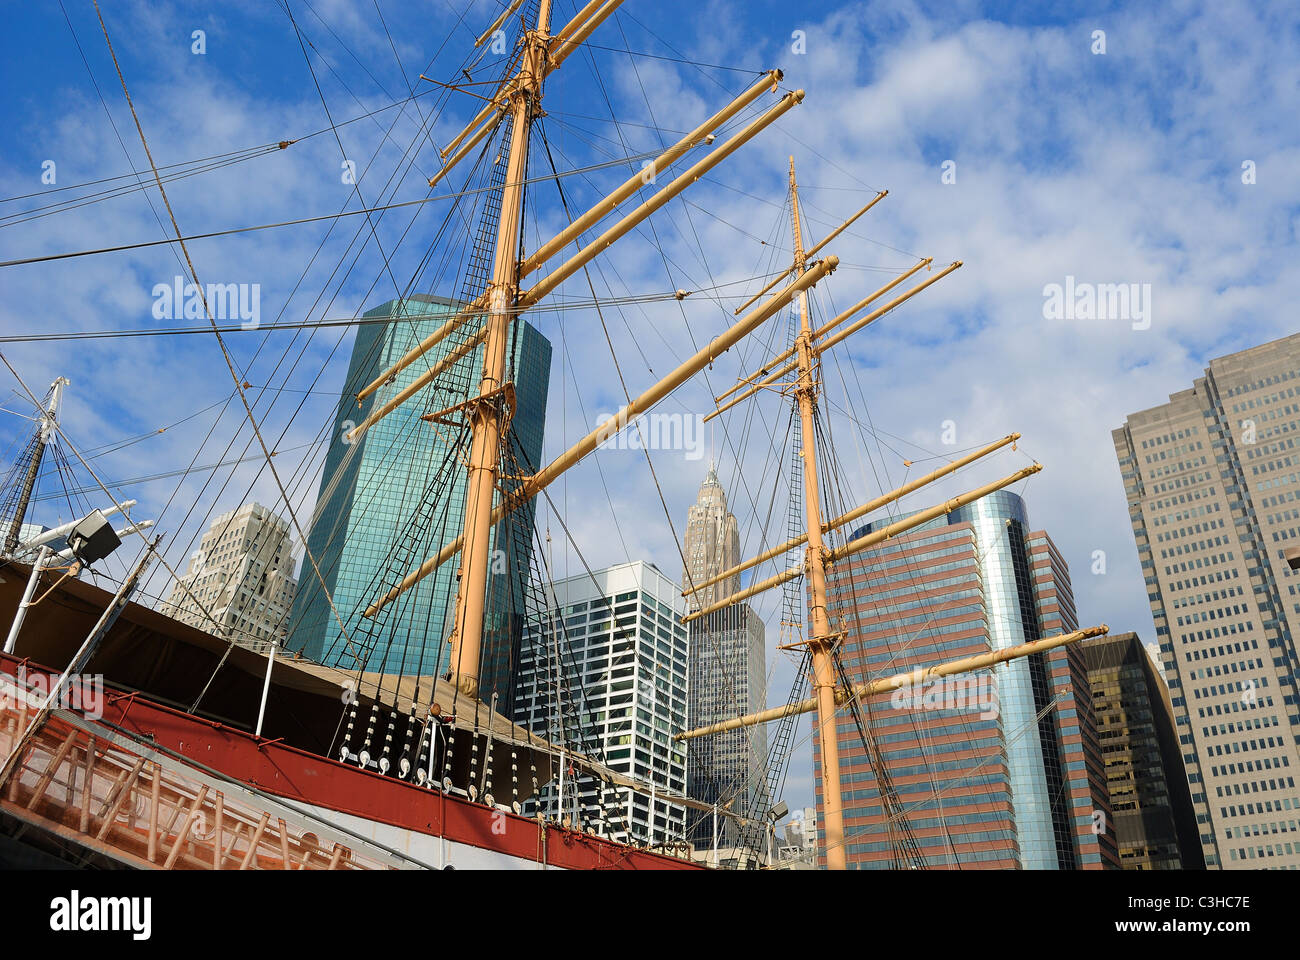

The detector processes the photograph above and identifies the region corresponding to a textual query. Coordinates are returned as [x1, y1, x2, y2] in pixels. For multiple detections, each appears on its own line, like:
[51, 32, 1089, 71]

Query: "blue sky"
[1, 0, 1298, 822]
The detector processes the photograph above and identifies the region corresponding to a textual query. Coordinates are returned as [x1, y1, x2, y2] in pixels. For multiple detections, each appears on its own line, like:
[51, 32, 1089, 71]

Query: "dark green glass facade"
[286, 295, 550, 707]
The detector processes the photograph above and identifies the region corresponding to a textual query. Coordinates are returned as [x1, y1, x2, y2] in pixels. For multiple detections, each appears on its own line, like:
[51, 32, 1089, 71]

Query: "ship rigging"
[0, 0, 1109, 870]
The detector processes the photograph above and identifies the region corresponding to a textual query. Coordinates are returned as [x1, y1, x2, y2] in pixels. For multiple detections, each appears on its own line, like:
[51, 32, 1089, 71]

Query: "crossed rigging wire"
[0, 0, 1042, 863]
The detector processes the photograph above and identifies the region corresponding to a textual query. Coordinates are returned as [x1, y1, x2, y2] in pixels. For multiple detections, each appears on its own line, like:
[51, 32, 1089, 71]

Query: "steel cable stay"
[540, 119, 774, 849]
[105, 11, 525, 657]
[41, 0, 501, 671]
[537, 50, 802, 853]
[30, 0, 499, 634]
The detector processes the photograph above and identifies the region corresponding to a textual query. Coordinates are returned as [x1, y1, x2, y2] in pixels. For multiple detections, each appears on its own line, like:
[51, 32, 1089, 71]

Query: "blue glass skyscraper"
[287, 294, 550, 708]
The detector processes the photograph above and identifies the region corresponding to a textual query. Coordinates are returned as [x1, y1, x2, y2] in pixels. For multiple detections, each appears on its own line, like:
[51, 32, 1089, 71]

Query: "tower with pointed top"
[682, 465, 741, 611]
[682, 466, 767, 849]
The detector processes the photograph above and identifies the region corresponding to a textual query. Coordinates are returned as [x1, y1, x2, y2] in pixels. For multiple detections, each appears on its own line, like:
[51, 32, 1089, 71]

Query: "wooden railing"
[0, 674, 411, 870]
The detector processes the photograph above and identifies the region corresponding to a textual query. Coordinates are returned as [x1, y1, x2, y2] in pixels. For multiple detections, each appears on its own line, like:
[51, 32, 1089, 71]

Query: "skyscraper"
[161, 502, 297, 653]
[681, 467, 766, 848]
[820, 491, 1118, 869]
[512, 561, 689, 847]
[1080, 631, 1204, 869]
[682, 465, 740, 608]
[1112, 332, 1300, 869]
[287, 295, 551, 707]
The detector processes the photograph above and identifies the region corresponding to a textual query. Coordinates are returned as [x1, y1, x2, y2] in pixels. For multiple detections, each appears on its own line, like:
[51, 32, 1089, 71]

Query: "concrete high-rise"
[513, 561, 689, 847]
[161, 502, 297, 653]
[820, 491, 1118, 869]
[287, 295, 551, 706]
[1112, 332, 1300, 869]
[1080, 632, 1204, 869]
[681, 467, 766, 848]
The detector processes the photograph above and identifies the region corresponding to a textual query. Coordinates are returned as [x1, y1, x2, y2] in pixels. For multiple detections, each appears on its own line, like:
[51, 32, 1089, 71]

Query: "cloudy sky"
[1, 0, 1297, 819]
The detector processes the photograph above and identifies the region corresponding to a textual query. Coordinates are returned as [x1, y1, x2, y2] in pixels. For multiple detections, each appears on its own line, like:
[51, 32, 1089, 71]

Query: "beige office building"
[681, 466, 767, 850]
[1113, 332, 1300, 869]
[681, 465, 741, 610]
[161, 502, 298, 653]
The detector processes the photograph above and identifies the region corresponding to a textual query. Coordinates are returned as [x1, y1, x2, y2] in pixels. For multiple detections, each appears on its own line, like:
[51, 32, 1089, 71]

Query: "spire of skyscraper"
[682, 465, 740, 612]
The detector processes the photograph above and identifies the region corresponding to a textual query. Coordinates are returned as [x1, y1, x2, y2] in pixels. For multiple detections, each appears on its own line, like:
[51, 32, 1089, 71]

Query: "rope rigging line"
[0, 147, 680, 271]
[7, 1, 517, 717]
[543, 63, 826, 848]
[26, 0, 480, 619]
[109, 14, 523, 666]
[546, 40, 802, 846]
[88, 0, 370, 664]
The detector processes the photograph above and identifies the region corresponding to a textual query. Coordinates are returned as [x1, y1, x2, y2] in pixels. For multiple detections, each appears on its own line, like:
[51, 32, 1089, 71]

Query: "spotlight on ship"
[65, 510, 123, 567]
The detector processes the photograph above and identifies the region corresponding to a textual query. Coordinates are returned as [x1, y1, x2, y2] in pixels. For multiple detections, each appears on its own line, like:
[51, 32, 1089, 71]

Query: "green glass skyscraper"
[287, 294, 551, 708]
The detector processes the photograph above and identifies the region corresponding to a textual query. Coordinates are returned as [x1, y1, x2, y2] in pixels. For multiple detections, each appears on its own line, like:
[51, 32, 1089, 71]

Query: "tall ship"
[0, 0, 1107, 870]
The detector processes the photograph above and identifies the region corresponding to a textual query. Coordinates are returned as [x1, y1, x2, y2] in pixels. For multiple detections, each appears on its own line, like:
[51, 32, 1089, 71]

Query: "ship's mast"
[342, 7, 1096, 871]
[448, 1, 552, 700]
[787, 158, 847, 870]
[3, 376, 68, 555]
[669, 161, 1112, 871]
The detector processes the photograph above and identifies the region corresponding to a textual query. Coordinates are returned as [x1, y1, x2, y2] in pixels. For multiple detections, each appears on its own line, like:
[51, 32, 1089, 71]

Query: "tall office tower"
[287, 295, 551, 707]
[819, 491, 1118, 869]
[161, 502, 297, 653]
[682, 465, 740, 607]
[513, 561, 689, 847]
[1112, 332, 1300, 869]
[1080, 632, 1204, 869]
[681, 467, 766, 847]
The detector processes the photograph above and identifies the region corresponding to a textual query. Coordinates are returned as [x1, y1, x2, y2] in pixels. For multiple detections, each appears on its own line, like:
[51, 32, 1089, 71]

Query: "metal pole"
[650, 783, 656, 843]
[712, 803, 719, 867]
[683, 464, 1043, 623]
[684, 433, 1022, 597]
[428, 717, 439, 784]
[3, 545, 51, 654]
[675, 624, 1110, 739]
[255, 642, 277, 737]
[558, 748, 566, 823]
[517, 70, 784, 279]
[17, 499, 136, 554]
